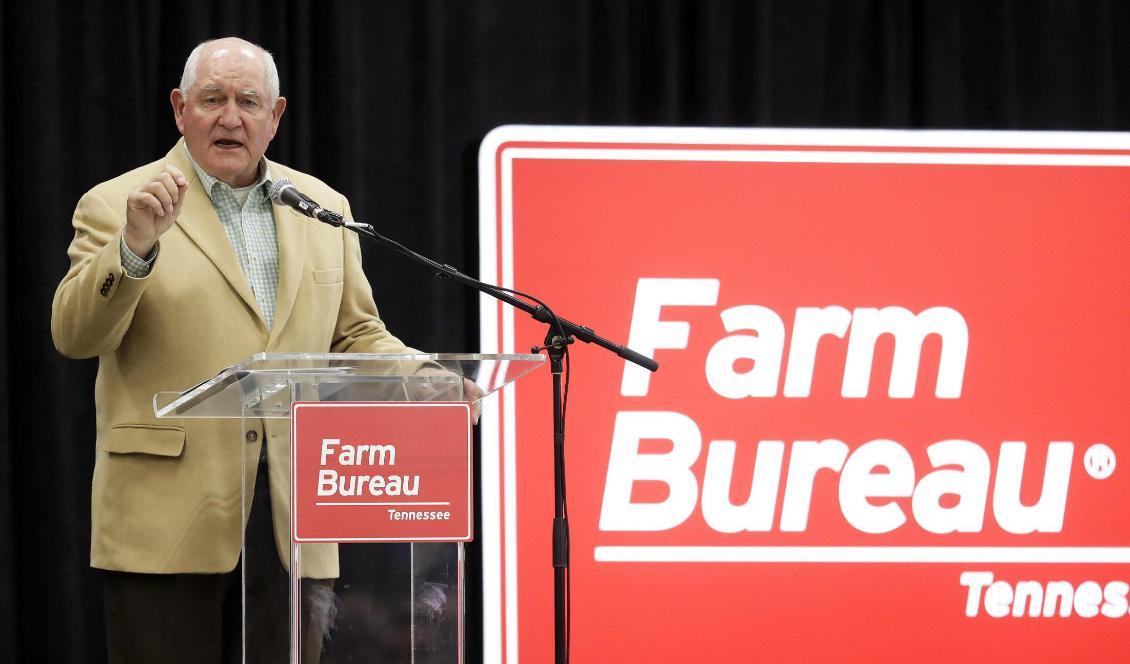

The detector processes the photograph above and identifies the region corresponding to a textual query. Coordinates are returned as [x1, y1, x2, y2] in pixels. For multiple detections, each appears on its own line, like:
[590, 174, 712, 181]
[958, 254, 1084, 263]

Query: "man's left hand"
[412, 367, 485, 424]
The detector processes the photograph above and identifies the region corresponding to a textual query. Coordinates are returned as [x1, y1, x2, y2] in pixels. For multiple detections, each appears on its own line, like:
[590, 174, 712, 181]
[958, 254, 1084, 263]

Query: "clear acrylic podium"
[152, 352, 544, 663]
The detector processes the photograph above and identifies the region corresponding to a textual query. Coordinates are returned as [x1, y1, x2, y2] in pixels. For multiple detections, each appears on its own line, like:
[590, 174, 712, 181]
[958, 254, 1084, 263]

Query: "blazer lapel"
[267, 203, 308, 349]
[166, 142, 267, 331]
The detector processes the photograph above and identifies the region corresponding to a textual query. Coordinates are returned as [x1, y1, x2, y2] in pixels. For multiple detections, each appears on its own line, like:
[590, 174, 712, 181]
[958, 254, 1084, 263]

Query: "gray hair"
[179, 38, 280, 101]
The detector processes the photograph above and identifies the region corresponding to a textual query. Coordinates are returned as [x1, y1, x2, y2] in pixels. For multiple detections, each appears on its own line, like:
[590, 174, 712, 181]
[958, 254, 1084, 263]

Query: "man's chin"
[202, 152, 256, 187]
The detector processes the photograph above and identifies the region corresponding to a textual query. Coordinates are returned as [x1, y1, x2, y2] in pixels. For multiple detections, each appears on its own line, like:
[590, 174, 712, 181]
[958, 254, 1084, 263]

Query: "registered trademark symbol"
[1084, 443, 1116, 480]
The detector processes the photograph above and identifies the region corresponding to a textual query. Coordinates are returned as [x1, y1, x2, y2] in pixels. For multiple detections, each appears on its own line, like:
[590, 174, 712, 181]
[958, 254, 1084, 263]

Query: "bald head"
[179, 37, 280, 102]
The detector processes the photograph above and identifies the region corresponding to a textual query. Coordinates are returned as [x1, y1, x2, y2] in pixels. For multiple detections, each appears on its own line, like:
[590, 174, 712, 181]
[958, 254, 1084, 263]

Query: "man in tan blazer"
[51, 37, 421, 663]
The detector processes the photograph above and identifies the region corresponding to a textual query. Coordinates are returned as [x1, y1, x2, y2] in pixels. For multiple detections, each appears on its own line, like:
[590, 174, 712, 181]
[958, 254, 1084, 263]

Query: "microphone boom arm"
[334, 217, 658, 372]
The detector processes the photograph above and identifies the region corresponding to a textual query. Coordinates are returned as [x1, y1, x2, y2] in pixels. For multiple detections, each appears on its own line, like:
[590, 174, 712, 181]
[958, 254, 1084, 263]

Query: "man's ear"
[268, 96, 287, 140]
[170, 89, 187, 135]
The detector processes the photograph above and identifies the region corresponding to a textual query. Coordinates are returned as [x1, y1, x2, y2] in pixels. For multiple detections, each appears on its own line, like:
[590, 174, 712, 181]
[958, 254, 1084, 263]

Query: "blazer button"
[245, 430, 259, 443]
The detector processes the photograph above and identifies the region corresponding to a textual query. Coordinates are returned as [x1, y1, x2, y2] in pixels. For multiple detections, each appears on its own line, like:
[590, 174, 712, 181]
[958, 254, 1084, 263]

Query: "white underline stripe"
[315, 501, 451, 507]
[594, 546, 1130, 564]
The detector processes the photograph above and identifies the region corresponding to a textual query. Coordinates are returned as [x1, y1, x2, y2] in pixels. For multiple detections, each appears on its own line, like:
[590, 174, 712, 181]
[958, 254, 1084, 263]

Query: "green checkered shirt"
[121, 146, 280, 328]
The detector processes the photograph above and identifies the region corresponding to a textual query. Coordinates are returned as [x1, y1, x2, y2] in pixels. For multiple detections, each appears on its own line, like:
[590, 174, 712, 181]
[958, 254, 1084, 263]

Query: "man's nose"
[218, 100, 243, 128]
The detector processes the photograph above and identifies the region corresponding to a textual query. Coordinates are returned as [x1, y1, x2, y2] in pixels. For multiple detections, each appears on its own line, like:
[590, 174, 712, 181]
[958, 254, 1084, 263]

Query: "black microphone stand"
[315, 210, 658, 664]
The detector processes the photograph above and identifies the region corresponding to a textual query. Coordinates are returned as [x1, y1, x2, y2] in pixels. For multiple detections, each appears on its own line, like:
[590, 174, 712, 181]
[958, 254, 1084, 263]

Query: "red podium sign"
[291, 402, 472, 542]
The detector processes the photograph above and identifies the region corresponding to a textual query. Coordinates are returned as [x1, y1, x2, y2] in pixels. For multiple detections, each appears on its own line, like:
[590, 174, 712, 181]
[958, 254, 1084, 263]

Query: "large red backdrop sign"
[477, 127, 1130, 662]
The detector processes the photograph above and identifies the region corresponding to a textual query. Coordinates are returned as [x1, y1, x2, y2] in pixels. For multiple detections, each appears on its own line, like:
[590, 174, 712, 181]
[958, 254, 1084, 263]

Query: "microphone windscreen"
[267, 177, 294, 205]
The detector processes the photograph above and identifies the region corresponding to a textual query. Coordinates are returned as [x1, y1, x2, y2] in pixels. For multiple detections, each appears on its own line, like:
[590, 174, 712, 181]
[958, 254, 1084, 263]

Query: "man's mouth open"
[214, 139, 244, 149]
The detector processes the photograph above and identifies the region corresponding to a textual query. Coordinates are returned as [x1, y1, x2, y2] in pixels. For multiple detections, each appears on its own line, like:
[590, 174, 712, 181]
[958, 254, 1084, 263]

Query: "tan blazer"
[52, 140, 411, 577]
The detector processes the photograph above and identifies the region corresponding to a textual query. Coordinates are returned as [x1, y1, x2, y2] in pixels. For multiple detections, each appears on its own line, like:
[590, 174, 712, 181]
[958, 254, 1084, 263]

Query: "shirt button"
[245, 430, 259, 443]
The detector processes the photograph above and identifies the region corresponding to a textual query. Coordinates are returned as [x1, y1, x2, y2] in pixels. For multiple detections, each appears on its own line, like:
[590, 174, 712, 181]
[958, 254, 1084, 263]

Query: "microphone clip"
[314, 209, 345, 227]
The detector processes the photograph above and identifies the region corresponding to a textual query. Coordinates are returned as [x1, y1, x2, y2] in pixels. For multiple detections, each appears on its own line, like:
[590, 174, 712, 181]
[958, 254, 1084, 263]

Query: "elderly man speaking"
[52, 37, 424, 663]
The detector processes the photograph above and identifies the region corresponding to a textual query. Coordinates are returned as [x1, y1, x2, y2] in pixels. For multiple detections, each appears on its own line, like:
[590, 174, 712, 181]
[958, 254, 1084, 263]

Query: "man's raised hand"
[125, 164, 188, 257]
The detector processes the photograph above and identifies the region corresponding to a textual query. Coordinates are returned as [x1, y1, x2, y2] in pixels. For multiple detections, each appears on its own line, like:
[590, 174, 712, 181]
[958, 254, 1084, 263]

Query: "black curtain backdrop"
[3, 1, 1129, 661]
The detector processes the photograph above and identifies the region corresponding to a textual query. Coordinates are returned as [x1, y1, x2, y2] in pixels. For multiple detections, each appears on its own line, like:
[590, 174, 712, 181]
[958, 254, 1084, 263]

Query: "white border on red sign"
[477, 125, 1130, 664]
[290, 401, 473, 543]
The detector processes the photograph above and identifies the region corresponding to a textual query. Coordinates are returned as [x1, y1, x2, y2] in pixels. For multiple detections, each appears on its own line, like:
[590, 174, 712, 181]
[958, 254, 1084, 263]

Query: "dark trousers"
[102, 448, 332, 663]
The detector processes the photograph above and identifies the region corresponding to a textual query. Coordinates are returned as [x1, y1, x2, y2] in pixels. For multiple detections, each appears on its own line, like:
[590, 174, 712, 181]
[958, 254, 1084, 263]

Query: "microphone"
[267, 178, 344, 226]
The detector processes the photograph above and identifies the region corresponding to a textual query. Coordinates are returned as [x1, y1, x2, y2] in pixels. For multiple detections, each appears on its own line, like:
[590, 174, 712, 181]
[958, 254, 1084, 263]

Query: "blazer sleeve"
[51, 189, 154, 359]
[329, 196, 416, 355]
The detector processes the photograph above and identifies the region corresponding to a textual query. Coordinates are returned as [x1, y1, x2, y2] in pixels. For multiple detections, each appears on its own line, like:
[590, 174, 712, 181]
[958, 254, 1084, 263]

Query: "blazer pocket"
[312, 267, 344, 284]
[100, 424, 186, 457]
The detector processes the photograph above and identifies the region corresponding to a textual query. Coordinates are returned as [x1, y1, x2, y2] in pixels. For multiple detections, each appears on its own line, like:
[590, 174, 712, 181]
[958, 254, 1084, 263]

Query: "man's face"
[171, 43, 286, 188]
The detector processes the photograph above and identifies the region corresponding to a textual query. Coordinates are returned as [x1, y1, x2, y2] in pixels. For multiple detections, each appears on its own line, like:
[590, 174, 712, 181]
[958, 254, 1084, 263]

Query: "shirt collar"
[182, 143, 274, 203]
